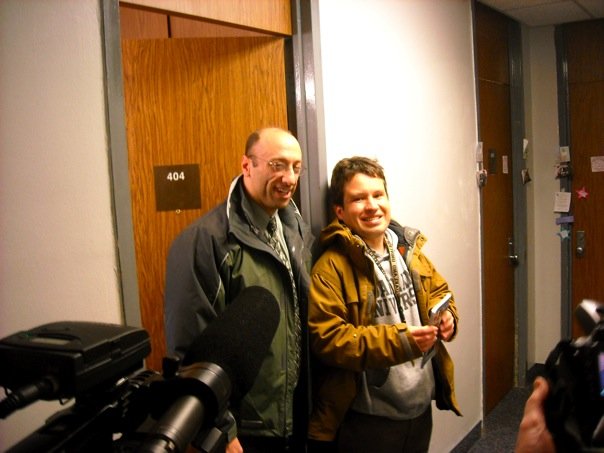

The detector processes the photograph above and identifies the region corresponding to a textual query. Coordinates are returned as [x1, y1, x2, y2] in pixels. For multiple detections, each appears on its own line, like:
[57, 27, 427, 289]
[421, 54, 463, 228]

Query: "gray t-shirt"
[351, 228, 435, 420]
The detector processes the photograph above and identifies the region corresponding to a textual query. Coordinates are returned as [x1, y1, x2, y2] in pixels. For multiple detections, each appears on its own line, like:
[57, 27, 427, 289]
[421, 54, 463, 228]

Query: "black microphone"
[182, 285, 281, 402]
[141, 285, 280, 452]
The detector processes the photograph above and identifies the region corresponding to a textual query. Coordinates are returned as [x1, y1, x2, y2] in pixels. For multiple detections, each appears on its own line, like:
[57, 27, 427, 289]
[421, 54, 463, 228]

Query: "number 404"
[167, 171, 185, 181]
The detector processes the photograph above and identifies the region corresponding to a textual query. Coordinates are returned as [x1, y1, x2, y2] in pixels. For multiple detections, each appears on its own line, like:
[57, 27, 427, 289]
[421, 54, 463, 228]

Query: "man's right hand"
[515, 377, 556, 453]
[408, 325, 439, 352]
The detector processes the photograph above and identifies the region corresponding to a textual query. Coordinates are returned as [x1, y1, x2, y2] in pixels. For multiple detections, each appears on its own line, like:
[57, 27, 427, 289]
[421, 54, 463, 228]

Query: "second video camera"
[545, 299, 604, 452]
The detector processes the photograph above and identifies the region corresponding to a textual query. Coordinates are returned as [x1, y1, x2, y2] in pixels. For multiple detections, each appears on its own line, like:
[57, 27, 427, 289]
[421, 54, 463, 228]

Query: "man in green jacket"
[164, 127, 314, 452]
[308, 156, 461, 452]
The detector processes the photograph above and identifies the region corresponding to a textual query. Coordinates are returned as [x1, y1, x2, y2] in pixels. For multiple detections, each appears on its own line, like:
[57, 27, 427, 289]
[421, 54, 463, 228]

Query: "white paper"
[502, 156, 509, 174]
[523, 139, 529, 159]
[476, 142, 483, 163]
[554, 192, 571, 213]
[591, 156, 604, 173]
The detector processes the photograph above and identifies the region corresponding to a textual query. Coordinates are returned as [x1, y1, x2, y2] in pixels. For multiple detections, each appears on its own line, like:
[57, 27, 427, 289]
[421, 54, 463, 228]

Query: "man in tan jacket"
[307, 156, 461, 453]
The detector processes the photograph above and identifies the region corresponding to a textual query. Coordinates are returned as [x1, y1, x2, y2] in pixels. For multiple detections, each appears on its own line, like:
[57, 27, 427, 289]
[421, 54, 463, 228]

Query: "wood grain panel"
[170, 16, 270, 38]
[570, 84, 604, 335]
[476, 2, 515, 415]
[566, 21, 604, 336]
[122, 37, 287, 370]
[120, 5, 168, 39]
[120, 0, 292, 36]
[479, 80, 514, 414]
[120, 5, 275, 40]
[475, 2, 510, 85]
[566, 20, 604, 84]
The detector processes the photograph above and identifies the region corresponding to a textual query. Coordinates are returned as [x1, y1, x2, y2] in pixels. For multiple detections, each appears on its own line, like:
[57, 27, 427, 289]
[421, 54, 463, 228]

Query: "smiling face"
[335, 172, 391, 252]
[241, 128, 303, 216]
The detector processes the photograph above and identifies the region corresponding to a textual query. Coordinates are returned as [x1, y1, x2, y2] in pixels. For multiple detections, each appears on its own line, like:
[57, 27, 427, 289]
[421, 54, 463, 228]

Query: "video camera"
[0, 286, 280, 453]
[0, 321, 232, 453]
[545, 299, 604, 452]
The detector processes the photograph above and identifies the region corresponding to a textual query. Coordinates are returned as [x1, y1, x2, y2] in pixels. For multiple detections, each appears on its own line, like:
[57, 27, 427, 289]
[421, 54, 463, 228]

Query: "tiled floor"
[453, 385, 532, 452]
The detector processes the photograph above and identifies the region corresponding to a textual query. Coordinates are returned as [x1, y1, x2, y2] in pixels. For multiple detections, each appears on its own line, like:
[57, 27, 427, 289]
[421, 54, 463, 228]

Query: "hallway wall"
[523, 25, 562, 365]
[0, 0, 122, 447]
[311, 1, 481, 450]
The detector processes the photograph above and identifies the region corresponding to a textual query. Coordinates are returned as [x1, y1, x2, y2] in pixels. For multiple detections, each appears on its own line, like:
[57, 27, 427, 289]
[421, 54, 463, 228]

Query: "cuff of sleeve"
[447, 308, 458, 340]
[396, 326, 422, 359]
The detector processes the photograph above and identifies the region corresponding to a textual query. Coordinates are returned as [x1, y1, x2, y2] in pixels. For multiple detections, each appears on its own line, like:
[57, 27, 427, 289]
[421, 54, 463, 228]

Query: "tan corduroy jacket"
[308, 219, 462, 441]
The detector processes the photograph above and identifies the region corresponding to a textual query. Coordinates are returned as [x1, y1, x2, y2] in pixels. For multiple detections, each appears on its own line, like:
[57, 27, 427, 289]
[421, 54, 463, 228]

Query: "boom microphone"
[182, 285, 281, 402]
[141, 285, 280, 452]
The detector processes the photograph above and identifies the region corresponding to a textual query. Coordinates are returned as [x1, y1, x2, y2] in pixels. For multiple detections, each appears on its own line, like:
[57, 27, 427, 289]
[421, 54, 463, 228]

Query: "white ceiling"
[478, 0, 604, 26]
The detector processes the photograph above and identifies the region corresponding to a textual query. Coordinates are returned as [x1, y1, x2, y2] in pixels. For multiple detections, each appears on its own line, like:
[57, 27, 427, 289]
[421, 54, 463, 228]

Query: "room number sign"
[153, 164, 201, 212]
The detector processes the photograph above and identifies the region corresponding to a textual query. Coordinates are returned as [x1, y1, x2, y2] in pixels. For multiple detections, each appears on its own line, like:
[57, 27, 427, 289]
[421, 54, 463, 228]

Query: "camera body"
[0, 322, 230, 452]
[545, 301, 604, 452]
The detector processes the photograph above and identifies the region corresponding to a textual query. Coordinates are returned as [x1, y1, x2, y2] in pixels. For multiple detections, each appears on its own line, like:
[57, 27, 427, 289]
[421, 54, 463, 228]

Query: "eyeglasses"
[249, 155, 305, 176]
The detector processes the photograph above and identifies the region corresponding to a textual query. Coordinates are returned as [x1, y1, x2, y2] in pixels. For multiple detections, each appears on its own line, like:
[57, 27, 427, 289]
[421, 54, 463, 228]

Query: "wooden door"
[563, 20, 604, 336]
[121, 32, 288, 371]
[475, 2, 516, 414]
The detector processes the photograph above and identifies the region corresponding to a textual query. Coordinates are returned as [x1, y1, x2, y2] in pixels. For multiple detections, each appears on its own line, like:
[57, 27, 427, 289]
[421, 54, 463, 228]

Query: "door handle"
[508, 237, 519, 265]
[576, 230, 585, 257]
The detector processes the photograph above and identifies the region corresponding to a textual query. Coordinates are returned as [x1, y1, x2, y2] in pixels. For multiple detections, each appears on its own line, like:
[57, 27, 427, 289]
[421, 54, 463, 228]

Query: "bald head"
[245, 127, 296, 156]
[241, 127, 303, 215]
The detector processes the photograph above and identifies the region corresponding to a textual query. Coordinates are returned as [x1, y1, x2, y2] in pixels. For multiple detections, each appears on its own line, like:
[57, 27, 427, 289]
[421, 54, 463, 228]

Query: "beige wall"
[523, 25, 562, 365]
[0, 0, 122, 447]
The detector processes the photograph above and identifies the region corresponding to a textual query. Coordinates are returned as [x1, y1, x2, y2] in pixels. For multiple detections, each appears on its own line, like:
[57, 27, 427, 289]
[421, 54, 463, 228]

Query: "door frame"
[101, 0, 141, 327]
[509, 20, 528, 388]
[100, 0, 324, 328]
[554, 26, 573, 339]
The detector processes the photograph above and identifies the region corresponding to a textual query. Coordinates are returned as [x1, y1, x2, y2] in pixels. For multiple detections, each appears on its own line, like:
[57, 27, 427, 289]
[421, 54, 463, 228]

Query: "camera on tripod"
[545, 299, 604, 452]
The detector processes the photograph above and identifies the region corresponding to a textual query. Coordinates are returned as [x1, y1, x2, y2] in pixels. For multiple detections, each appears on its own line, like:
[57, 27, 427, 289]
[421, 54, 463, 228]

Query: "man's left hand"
[438, 310, 455, 341]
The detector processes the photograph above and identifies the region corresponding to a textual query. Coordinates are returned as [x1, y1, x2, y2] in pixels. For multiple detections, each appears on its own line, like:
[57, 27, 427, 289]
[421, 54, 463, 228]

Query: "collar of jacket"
[319, 218, 424, 266]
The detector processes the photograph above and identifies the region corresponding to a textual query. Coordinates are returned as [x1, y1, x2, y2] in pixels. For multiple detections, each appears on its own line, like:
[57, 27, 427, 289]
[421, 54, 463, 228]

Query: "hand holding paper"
[429, 293, 451, 326]
[430, 293, 456, 342]
[437, 309, 455, 342]
[421, 293, 452, 368]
